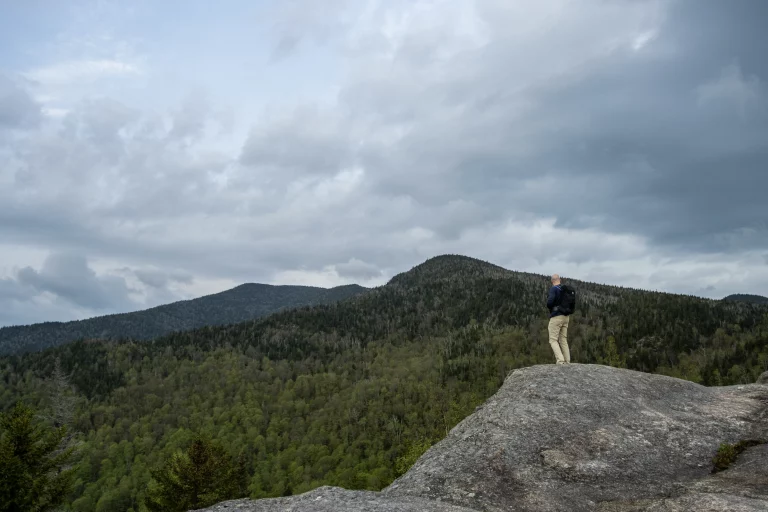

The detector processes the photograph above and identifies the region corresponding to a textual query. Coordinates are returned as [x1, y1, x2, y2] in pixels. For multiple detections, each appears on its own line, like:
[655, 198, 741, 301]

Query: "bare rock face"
[196, 364, 768, 512]
[757, 371, 768, 384]
[195, 486, 477, 511]
[597, 444, 768, 511]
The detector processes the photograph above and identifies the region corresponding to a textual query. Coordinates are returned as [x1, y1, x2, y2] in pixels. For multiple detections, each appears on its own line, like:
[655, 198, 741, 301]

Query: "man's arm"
[546, 286, 558, 311]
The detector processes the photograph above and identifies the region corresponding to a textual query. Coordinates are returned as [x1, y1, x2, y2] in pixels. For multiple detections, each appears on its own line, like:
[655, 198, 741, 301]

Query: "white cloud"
[42, 107, 70, 118]
[632, 30, 657, 51]
[272, 263, 386, 289]
[23, 59, 141, 85]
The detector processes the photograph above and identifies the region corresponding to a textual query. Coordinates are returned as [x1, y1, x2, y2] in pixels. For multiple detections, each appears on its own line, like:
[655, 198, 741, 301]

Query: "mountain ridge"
[5, 253, 751, 356]
[724, 293, 768, 304]
[0, 282, 368, 355]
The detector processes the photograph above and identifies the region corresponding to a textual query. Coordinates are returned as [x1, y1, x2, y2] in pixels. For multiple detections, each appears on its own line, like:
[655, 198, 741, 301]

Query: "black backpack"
[558, 284, 576, 315]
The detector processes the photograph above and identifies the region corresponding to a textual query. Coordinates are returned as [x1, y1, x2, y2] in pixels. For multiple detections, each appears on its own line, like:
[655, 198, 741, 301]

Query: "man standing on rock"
[546, 274, 574, 364]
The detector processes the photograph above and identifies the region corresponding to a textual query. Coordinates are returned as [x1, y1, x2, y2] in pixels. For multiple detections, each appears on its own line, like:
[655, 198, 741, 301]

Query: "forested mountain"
[1, 255, 767, 511]
[0, 283, 367, 355]
[724, 293, 768, 304]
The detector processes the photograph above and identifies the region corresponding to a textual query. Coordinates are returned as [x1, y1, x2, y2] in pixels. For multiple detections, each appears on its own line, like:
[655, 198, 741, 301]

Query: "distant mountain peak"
[387, 254, 512, 287]
[0, 282, 368, 355]
[723, 294, 768, 304]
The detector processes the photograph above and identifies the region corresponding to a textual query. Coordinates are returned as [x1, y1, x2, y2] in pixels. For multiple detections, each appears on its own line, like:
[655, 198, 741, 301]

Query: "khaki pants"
[548, 315, 570, 364]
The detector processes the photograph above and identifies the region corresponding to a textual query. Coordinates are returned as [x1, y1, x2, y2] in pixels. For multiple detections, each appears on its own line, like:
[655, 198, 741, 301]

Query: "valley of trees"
[0, 283, 366, 355]
[1, 255, 767, 511]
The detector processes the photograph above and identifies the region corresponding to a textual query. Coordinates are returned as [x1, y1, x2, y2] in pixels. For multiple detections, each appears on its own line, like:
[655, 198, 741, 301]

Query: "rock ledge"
[197, 364, 768, 512]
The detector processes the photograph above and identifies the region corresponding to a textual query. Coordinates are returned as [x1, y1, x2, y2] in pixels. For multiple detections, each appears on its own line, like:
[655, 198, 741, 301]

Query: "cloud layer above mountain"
[1, 0, 766, 325]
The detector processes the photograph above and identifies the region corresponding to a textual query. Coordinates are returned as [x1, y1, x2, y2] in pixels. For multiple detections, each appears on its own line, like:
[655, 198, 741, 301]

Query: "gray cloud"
[168, 94, 212, 142]
[133, 268, 193, 289]
[16, 252, 136, 310]
[456, 3, 755, 251]
[0, 253, 195, 327]
[334, 258, 383, 280]
[2, 0, 768, 325]
[267, 0, 352, 60]
[0, 75, 41, 129]
[336, 0, 768, 255]
[240, 106, 354, 180]
[0, 277, 35, 302]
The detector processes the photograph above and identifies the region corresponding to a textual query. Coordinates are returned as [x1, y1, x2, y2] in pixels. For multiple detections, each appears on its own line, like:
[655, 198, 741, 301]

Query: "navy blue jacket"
[546, 285, 564, 318]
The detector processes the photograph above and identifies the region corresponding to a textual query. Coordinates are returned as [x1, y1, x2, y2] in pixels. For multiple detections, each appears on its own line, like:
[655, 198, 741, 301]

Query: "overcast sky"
[1, 0, 766, 326]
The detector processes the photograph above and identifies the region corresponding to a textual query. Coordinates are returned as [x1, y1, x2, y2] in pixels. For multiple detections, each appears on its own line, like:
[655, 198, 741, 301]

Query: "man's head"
[551, 274, 561, 286]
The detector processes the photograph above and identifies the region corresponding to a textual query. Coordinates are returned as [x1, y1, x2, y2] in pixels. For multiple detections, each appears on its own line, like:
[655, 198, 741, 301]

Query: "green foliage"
[0, 402, 75, 512]
[0, 255, 766, 509]
[711, 440, 764, 473]
[144, 437, 247, 512]
[395, 438, 434, 476]
[601, 336, 626, 368]
[712, 442, 736, 473]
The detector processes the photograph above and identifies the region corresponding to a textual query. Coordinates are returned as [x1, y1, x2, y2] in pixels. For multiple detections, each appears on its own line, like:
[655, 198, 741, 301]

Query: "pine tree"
[604, 336, 627, 368]
[47, 358, 78, 429]
[45, 358, 81, 465]
[0, 402, 74, 512]
[144, 437, 247, 512]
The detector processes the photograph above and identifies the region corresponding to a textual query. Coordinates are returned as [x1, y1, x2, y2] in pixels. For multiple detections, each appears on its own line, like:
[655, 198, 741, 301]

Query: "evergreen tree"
[603, 336, 627, 368]
[145, 437, 247, 511]
[0, 402, 74, 512]
[46, 358, 78, 429]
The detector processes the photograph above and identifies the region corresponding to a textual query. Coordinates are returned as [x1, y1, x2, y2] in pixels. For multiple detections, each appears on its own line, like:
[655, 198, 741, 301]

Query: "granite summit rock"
[197, 364, 768, 511]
